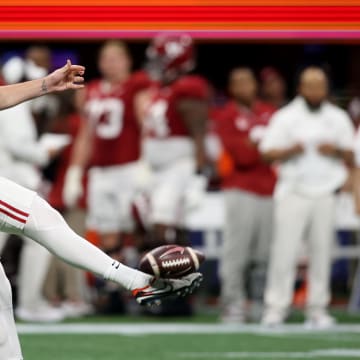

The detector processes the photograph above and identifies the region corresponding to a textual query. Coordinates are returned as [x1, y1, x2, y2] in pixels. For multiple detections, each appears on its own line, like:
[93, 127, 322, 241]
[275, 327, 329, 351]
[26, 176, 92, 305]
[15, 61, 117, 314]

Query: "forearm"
[336, 148, 354, 167]
[7, 141, 49, 166]
[262, 147, 299, 163]
[0, 60, 85, 110]
[0, 78, 48, 110]
[354, 168, 360, 211]
[179, 99, 208, 170]
[70, 123, 92, 169]
[192, 134, 207, 171]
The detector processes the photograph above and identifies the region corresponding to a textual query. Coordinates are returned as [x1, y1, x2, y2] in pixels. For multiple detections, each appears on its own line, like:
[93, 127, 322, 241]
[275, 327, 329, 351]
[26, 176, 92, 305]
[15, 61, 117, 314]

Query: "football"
[139, 244, 205, 279]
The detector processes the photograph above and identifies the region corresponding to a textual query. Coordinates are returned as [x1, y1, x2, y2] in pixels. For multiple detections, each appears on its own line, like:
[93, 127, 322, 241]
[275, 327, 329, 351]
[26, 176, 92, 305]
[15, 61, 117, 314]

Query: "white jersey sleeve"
[331, 106, 355, 151]
[0, 103, 49, 166]
[259, 107, 291, 153]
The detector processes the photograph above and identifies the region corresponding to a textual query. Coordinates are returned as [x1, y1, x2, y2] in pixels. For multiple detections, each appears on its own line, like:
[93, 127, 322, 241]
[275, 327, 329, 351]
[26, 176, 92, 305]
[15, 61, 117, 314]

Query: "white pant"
[17, 236, 51, 311]
[220, 190, 273, 308]
[87, 162, 143, 233]
[265, 191, 335, 317]
[0, 233, 51, 313]
[149, 157, 195, 226]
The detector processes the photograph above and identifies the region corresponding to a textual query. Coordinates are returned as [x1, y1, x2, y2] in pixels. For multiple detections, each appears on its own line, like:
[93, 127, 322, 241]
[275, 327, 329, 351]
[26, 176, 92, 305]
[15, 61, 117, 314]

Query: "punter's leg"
[23, 195, 151, 292]
[0, 263, 22, 360]
[0, 176, 151, 293]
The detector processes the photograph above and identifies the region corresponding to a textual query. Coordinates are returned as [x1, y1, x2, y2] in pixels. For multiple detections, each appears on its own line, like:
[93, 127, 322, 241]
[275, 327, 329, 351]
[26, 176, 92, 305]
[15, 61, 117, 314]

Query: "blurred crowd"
[0, 35, 359, 327]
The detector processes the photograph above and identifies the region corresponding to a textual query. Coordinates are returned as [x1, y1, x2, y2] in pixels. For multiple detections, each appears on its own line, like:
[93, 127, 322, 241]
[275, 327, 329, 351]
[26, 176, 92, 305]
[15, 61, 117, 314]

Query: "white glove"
[184, 174, 207, 212]
[63, 166, 84, 208]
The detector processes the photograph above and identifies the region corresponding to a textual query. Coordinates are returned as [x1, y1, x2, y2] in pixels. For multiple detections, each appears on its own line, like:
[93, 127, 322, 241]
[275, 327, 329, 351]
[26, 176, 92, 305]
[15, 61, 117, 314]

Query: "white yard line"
[16, 323, 360, 335]
[176, 349, 360, 358]
[262, 332, 360, 343]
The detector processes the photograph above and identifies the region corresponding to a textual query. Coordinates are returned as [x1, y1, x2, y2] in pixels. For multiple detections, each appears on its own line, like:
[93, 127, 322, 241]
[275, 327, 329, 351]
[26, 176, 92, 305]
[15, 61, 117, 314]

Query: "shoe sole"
[136, 274, 203, 306]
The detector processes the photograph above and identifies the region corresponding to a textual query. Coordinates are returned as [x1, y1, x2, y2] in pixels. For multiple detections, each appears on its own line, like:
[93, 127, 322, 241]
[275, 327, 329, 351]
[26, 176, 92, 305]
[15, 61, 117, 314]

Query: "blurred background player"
[0, 47, 67, 322]
[64, 40, 152, 312]
[43, 90, 92, 318]
[260, 67, 354, 328]
[215, 68, 276, 323]
[259, 67, 287, 109]
[64, 40, 151, 257]
[140, 34, 212, 250]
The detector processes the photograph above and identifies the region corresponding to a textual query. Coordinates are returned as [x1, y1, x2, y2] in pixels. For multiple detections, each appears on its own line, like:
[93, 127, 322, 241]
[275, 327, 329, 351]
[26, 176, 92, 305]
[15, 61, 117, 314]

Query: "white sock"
[24, 195, 152, 291]
[104, 261, 152, 291]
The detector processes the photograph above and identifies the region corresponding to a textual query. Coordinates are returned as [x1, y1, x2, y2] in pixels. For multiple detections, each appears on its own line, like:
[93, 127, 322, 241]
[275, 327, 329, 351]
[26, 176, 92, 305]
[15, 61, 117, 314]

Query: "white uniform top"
[0, 101, 49, 190]
[260, 96, 354, 198]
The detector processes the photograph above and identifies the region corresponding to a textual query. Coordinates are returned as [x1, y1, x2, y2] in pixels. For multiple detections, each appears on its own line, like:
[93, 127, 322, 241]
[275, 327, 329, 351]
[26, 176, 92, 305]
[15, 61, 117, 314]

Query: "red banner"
[1, 3, 360, 39]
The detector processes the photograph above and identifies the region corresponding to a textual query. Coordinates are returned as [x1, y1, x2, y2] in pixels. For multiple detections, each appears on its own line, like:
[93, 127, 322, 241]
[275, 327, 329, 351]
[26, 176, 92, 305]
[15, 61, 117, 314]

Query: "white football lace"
[161, 257, 191, 268]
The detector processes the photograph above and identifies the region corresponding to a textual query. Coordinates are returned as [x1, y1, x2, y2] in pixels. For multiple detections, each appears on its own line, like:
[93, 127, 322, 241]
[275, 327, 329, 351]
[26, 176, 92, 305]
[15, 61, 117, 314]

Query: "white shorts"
[87, 162, 144, 233]
[0, 176, 36, 235]
[149, 157, 195, 226]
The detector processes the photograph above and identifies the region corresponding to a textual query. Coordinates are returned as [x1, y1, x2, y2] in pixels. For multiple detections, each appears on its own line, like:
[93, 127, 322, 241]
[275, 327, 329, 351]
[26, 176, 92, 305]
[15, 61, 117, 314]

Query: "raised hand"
[46, 59, 85, 93]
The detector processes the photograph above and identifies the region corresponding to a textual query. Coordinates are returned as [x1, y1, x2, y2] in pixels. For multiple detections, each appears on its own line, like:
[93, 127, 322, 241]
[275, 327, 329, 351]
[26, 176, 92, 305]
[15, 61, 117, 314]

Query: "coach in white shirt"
[260, 67, 354, 328]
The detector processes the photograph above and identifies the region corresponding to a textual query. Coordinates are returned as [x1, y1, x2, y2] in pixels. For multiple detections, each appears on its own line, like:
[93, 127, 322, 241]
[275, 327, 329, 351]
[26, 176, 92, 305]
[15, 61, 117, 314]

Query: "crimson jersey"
[215, 100, 277, 196]
[85, 71, 153, 167]
[144, 75, 210, 139]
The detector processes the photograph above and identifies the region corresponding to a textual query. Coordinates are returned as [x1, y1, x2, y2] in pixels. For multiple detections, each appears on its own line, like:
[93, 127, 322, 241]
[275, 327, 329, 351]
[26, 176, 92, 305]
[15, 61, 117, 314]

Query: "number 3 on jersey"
[86, 98, 124, 139]
[145, 99, 170, 138]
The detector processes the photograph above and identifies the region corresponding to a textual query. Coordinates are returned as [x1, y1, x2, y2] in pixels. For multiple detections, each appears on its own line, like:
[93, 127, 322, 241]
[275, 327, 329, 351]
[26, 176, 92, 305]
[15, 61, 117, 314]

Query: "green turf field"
[18, 311, 360, 360]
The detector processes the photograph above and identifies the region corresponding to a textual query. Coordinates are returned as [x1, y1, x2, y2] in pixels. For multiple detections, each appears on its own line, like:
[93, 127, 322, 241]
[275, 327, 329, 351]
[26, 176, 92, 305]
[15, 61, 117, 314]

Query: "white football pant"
[264, 191, 335, 318]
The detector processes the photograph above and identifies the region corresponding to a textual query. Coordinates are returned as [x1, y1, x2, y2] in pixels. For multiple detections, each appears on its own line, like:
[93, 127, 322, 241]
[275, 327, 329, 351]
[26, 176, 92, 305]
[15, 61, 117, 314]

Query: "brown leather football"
[139, 244, 205, 279]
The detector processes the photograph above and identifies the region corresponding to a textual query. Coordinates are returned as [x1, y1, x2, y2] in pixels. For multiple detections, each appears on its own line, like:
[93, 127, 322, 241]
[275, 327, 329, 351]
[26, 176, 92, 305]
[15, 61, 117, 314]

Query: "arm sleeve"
[5, 138, 49, 167]
[337, 111, 355, 150]
[259, 111, 289, 153]
[1, 105, 49, 166]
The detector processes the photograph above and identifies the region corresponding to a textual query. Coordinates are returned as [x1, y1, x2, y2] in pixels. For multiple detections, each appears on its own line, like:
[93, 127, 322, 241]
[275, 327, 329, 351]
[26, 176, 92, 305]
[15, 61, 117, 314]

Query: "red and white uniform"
[143, 75, 210, 168]
[143, 75, 210, 225]
[86, 71, 152, 167]
[215, 100, 277, 195]
[84, 71, 153, 232]
[0, 177, 33, 232]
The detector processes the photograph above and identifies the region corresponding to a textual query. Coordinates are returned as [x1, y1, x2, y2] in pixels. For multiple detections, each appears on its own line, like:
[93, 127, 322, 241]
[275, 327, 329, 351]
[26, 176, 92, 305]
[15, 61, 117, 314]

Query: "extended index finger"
[70, 64, 85, 74]
[68, 82, 85, 90]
